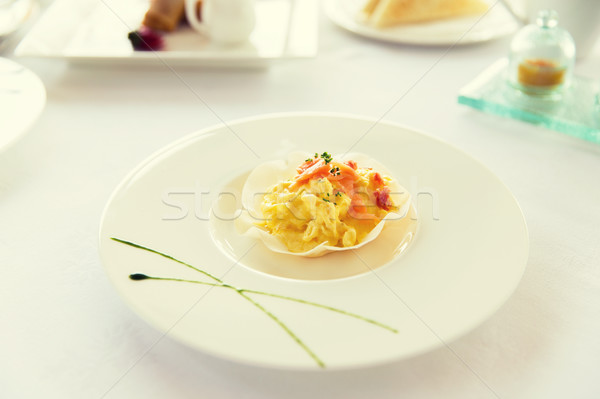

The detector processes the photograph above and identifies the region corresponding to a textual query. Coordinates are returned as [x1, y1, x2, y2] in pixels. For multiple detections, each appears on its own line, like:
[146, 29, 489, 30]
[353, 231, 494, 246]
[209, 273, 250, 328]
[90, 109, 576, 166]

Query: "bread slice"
[362, 0, 381, 16]
[363, 0, 488, 28]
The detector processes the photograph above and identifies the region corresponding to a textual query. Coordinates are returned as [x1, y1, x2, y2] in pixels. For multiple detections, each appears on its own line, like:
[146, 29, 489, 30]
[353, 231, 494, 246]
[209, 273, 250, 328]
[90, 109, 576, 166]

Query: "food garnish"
[127, 28, 164, 51]
[258, 152, 400, 253]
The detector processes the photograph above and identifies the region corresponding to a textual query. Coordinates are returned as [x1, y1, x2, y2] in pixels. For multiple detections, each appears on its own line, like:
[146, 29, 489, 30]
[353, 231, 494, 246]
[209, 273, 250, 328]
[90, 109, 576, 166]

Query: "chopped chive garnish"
[320, 152, 332, 164]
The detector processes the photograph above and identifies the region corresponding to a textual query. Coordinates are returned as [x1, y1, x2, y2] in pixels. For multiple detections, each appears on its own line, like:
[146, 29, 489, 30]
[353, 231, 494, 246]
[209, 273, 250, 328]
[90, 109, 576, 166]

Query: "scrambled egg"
[260, 158, 396, 253]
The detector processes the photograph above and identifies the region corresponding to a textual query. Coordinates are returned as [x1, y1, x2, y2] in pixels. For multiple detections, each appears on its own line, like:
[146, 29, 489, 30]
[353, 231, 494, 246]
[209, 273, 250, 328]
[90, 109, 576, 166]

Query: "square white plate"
[14, 0, 317, 67]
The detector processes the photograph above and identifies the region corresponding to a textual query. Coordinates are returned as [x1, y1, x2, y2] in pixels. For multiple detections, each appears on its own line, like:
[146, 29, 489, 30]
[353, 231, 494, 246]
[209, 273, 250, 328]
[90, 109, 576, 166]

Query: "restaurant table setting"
[1, 0, 600, 398]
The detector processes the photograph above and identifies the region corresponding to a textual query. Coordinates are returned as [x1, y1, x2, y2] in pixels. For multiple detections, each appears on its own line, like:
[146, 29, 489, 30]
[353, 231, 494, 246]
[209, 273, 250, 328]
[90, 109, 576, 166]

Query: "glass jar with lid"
[508, 10, 576, 97]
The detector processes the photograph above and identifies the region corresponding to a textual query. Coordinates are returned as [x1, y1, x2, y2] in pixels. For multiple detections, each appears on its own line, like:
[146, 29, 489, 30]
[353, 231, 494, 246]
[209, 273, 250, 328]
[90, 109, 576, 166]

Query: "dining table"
[1, 1, 600, 398]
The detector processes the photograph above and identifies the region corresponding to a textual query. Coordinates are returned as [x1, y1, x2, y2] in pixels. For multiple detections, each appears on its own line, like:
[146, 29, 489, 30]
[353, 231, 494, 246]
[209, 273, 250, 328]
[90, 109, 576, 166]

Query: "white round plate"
[324, 0, 518, 46]
[0, 57, 45, 151]
[99, 113, 528, 370]
[0, 0, 35, 37]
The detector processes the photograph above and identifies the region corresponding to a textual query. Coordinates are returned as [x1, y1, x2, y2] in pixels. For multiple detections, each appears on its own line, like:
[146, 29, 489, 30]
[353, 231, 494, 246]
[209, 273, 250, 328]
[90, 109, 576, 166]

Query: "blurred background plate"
[0, 57, 45, 152]
[14, 0, 318, 67]
[324, 0, 518, 46]
[0, 0, 36, 38]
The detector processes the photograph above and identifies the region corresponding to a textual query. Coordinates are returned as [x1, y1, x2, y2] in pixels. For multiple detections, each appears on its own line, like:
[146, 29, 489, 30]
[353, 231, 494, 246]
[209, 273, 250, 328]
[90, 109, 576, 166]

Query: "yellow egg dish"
[259, 152, 398, 253]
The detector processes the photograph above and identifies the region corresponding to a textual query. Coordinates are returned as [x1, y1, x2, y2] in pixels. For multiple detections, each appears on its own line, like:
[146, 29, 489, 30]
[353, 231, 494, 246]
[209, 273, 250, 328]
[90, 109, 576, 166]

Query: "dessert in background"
[128, 0, 204, 51]
[517, 59, 566, 88]
[128, 27, 164, 51]
[508, 10, 575, 95]
[142, 0, 185, 32]
[362, 0, 488, 28]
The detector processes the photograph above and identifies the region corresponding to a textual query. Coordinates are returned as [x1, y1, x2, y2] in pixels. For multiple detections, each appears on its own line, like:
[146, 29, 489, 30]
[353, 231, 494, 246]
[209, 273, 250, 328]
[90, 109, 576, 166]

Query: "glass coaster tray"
[458, 58, 600, 144]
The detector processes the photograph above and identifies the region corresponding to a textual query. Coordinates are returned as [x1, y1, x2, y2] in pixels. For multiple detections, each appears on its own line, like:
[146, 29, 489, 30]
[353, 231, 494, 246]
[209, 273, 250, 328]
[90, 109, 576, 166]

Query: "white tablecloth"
[2, 3, 600, 398]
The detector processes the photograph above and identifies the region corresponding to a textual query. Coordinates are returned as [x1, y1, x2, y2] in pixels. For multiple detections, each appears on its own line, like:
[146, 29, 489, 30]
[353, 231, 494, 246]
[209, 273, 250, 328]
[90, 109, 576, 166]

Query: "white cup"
[184, 0, 256, 45]
[505, 0, 600, 58]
